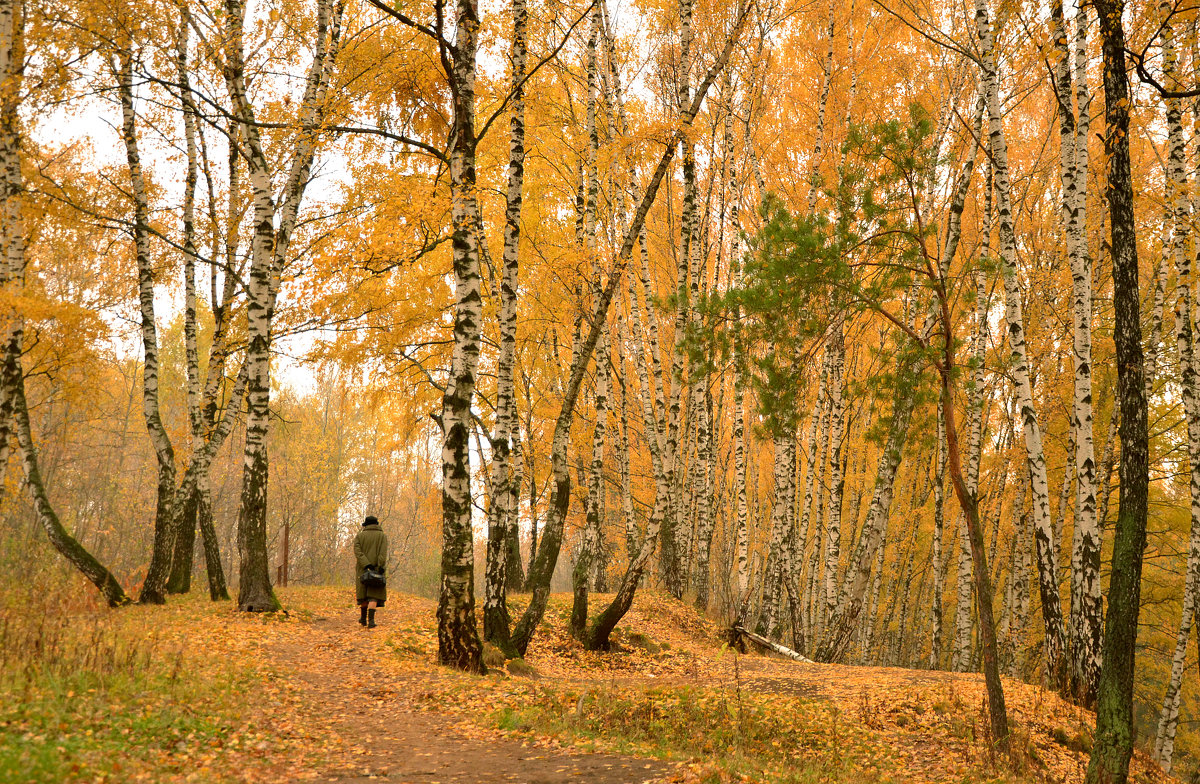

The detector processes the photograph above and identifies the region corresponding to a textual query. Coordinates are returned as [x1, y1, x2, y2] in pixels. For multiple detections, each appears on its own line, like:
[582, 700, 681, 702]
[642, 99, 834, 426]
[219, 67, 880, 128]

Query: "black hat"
[364, 515, 378, 526]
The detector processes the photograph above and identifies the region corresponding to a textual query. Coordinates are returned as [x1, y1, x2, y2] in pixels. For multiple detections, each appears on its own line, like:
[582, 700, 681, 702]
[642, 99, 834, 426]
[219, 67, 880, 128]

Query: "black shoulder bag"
[360, 565, 386, 588]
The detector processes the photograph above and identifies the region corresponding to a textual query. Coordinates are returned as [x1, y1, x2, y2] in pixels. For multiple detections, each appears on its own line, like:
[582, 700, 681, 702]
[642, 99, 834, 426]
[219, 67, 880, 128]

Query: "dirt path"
[269, 613, 673, 784]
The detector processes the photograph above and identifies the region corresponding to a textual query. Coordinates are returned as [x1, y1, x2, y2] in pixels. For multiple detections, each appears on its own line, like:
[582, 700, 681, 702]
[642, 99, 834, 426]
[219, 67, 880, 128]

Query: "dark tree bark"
[166, 489, 199, 594]
[1086, 2, 1149, 781]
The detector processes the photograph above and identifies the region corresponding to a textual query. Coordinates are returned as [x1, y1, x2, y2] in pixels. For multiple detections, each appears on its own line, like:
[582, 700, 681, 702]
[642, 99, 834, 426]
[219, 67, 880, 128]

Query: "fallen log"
[731, 625, 816, 664]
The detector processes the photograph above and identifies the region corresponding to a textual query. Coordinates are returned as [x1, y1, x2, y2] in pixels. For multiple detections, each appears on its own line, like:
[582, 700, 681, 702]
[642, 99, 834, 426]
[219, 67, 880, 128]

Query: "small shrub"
[506, 658, 538, 678]
[482, 643, 507, 669]
[627, 632, 662, 654]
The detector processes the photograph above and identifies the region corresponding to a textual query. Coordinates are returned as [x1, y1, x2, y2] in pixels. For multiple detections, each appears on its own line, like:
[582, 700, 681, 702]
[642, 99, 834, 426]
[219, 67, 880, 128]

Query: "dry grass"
[0, 583, 1179, 784]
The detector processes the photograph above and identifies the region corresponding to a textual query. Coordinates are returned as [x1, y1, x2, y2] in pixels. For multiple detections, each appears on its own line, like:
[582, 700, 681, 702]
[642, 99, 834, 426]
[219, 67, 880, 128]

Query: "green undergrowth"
[489, 682, 902, 784]
[0, 593, 257, 783]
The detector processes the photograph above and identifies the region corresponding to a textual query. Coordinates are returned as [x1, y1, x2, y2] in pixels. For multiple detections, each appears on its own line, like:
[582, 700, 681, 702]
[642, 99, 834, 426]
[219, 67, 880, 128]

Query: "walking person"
[355, 515, 389, 628]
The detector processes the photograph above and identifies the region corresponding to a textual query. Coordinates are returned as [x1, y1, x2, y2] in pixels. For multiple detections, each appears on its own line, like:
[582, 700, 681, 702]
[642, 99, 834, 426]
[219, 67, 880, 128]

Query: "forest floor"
[0, 584, 1177, 784]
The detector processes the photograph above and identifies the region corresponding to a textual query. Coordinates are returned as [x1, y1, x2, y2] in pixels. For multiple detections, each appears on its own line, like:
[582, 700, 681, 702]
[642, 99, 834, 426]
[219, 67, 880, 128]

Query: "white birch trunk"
[117, 52, 179, 606]
[980, 0, 1067, 683]
[571, 9, 607, 636]
[483, 0, 529, 651]
[823, 325, 846, 620]
[931, 401, 948, 668]
[1063, 0, 1099, 704]
[1154, 9, 1200, 764]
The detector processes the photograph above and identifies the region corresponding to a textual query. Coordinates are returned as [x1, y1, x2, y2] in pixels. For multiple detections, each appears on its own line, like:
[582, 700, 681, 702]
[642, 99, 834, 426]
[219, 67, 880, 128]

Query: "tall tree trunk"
[756, 436, 792, 637]
[953, 205, 990, 671]
[731, 116, 751, 612]
[692, 389, 716, 609]
[198, 468, 229, 600]
[659, 0, 696, 600]
[438, 0, 488, 671]
[1005, 459, 1030, 675]
[482, 0, 529, 654]
[1152, 6, 1199, 770]
[571, 6, 607, 638]
[225, 0, 343, 613]
[823, 325, 846, 622]
[118, 53, 179, 606]
[931, 401, 948, 668]
[168, 13, 205, 596]
[978, 0, 1067, 688]
[1086, 0, 1149, 779]
[226, 0, 279, 614]
[1055, 0, 1100, 706]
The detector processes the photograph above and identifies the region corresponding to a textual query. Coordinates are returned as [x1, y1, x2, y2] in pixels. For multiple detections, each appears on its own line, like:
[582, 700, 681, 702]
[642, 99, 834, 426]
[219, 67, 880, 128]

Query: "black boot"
[367, 609, 377, 629]
[359, 606, 368, 626]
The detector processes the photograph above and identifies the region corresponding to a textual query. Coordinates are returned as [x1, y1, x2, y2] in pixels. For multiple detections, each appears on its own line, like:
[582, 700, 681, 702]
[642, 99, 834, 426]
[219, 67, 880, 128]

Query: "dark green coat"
[354, 523, 389, 605]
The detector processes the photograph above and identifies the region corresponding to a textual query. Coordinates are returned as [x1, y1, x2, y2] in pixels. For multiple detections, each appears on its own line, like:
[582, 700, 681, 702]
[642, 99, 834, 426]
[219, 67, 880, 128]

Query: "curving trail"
[269, 611, 672, 784]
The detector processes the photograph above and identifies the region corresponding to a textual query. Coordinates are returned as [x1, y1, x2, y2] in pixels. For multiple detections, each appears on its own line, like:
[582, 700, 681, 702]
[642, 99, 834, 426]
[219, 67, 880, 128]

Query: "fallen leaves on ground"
[0, 585, 1178, 784]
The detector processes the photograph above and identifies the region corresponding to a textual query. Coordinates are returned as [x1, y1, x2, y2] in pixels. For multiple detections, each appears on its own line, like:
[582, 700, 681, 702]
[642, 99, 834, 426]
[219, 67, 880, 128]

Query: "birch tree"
[223, 0, 345, 613]
[482, 0, 529, 655]
[977, 0, 1067, 688]
[114, 49, 178, 606]
[1152, 3, 1200, 768]
[1052, 0, 1100, 706]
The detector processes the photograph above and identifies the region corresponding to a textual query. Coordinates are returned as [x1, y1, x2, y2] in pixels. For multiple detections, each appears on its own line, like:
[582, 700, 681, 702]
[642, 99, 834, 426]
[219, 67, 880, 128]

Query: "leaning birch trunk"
[979, 0, 1067, 687]
[580, 11, 753, 651]
[118, 53, 179, 606]
[1153, 9, 1200, 767]
[482, 0, 529, 654]
[514, 12, 750, 654]
[1056, 0, 1100, 707]
[0, 1, 128, 606]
